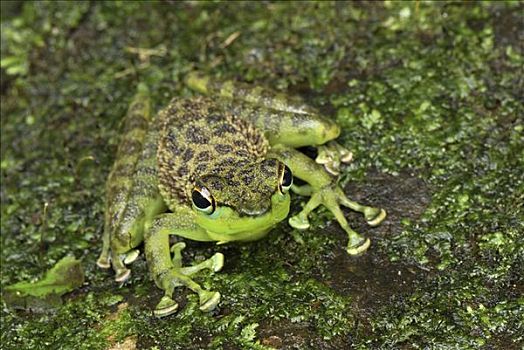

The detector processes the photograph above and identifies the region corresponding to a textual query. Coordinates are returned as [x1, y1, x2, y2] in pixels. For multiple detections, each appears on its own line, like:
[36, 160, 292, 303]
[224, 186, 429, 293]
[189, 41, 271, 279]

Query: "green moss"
[1, 1, 522, 349]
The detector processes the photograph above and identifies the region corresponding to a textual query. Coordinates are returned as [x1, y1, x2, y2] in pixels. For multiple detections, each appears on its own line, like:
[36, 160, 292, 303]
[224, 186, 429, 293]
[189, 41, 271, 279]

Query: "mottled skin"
[97, 75, 386, 317]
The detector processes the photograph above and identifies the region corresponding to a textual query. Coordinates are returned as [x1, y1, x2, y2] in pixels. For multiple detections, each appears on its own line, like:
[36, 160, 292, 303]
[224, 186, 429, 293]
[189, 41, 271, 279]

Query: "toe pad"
[367, 209, 387, 227]
[346, 238, 371, 255]
[199, 292, 221, 312]
[154, 296, 179, 318]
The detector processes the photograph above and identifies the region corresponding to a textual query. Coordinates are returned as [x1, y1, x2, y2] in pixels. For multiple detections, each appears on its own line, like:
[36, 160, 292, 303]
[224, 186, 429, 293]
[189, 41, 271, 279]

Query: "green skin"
[97, 74, 386, 317]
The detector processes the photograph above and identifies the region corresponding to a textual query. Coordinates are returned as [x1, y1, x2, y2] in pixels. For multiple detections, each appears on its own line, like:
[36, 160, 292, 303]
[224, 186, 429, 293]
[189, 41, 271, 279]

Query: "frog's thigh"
[228, 100, 353, 174]
[97, 84, 152, 269]
[269, 145, 386, 255]
[186, 71, 318, 115]
[144, 212, 222, 317]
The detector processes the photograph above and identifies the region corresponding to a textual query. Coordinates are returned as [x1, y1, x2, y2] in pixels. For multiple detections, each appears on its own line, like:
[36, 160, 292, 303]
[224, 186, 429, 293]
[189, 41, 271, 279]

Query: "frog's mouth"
[194, 192, 290, 242]
[239, 205, 269, 216]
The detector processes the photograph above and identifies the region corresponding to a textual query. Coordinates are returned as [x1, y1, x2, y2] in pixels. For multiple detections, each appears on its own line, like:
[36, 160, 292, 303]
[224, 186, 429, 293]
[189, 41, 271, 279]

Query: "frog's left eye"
[279, 164, 293, 194]
[192, 186, 215, 214]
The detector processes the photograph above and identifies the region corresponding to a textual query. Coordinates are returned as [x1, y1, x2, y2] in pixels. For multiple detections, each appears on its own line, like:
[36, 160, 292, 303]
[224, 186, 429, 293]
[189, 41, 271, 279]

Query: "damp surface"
[1, 2, 523, 349]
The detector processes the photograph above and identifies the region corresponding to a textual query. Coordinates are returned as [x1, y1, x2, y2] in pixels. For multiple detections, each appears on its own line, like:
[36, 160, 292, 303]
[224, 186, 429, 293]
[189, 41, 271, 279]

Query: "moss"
[1, 1, 522, 349]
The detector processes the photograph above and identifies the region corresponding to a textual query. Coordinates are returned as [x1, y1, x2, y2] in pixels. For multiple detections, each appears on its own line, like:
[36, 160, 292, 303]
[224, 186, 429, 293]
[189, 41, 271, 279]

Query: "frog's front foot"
[316, 141, 353, 176]
[154, 267, 221, 317]
[154, 288, 220, 317]
[289, 183, 386, 255]
[155, 295, 179, 317]
[153, 243, 223, 317]
[170, 242, 224, 274]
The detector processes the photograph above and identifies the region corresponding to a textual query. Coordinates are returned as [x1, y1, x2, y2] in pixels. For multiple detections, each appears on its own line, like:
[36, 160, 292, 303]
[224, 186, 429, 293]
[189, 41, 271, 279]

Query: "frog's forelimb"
[270, 145, 386, 255]
[144, 211, 222, 317]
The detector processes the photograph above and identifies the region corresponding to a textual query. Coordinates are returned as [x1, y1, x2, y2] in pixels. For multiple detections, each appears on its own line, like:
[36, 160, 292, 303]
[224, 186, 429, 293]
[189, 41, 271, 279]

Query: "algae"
[1, 1, 522, 349]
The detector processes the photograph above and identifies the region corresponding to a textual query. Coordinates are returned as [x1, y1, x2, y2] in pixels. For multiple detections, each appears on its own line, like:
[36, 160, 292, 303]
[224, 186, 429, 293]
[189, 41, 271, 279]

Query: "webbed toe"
[289, 214, 311, 230]
[199, 291, 221, 312]
[115, 268, 131, 283]
[316, 141, 353, 176]
[211, 253, 225, 272]
[123, 249, 140, 265]
[154, 296, 179, 318]
[346, 237, 371, 255]
[366, 208, 387, 227]
[96, 256, 111, 269]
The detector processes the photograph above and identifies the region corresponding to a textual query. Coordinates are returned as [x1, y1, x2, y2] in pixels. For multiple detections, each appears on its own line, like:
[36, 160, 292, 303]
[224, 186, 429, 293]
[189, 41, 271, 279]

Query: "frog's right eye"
[278, 164, 293, 194]
[191, 187, 215, 214]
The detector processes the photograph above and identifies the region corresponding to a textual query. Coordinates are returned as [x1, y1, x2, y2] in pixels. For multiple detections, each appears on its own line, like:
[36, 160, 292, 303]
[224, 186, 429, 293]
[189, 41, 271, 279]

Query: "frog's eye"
[278, 164, 293, 194]
[191, 186, 215, 214]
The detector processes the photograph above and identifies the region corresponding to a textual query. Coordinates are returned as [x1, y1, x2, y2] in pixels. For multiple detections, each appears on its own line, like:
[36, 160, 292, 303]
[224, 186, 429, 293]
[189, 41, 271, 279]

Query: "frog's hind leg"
[185, 71, 318, 115]
[97, 84, 151, 270]
[109, 178, 166, 284]
[99, 83, 167, 284]
[145, 212, 221, 317]
[185, 72, 352, 175]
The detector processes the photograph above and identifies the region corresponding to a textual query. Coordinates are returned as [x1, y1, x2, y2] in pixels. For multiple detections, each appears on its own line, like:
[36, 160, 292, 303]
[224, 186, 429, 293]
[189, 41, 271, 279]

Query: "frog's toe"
[333, 142, 353, 164]
[340, 149, 353, 163]
[199, 290, 221, 312]
[324, 161, 341, 176]
[365, 208, 387, 227]
[96, 256, 111, 269]
[211, 253, 225, 272]
[170, 242, 187, 252]
[178, 251, 225, 276]
[315, 149, 331, 165]
[123, 249, 140, 265]
[289, 214, 311, 230]
[154, 296, 179, 318]
[115, 268, 131, 283]
[346, 237, 371, 255]
[316, 151, 340, 176]
[316, 141, 353, 175]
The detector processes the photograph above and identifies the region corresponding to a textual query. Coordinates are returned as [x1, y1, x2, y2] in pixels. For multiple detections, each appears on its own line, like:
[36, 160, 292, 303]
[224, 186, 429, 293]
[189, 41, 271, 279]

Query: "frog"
[96, 73, 387, 317]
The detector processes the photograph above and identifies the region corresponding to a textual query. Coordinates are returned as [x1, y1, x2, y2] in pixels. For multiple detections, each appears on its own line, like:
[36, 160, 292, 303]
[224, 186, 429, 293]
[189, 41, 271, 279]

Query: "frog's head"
[190, 158, 292, 240]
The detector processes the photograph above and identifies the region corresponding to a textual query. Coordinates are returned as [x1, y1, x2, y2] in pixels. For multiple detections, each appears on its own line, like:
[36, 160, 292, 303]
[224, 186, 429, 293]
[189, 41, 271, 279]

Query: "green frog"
[96, 73, 386, 317]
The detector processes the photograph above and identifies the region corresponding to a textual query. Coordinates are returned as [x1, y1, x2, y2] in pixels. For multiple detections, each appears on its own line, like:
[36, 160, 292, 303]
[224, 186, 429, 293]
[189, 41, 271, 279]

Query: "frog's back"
[157, 97, 269, 209]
